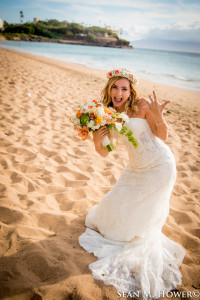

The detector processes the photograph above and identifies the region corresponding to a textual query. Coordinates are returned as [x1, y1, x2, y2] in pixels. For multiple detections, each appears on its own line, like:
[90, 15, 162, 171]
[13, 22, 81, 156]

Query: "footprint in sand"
[0, 206, 23, 224]
[39, 147, 58, 158]
[37, 213, 69, 233]
[0, 159, 9, 169]
[170, 208, 193, 225]
[51, 155, 68, 165]
[11, 171, 23, 183]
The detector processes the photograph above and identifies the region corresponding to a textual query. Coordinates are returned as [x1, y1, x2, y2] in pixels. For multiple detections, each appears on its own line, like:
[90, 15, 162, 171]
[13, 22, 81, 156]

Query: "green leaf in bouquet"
[128, 136, 138, 148]
[80, 113, 90, 126]
[126, 130, 133, 137]
[106, 124, 114, 130]
[117, 125, 138, 148]
[120, 125, 128, 135]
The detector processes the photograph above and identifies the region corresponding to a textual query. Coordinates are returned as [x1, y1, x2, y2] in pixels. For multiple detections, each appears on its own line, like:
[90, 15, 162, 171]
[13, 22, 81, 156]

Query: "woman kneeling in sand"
[79, 68, 185, 299]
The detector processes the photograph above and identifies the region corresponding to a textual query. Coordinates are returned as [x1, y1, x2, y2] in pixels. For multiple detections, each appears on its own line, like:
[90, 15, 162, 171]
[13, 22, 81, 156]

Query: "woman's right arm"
[92, 126, 110, 157]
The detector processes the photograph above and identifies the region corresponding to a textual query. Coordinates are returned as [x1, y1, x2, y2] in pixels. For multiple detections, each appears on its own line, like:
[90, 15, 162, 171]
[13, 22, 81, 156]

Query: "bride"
[78, 68, 185, 299]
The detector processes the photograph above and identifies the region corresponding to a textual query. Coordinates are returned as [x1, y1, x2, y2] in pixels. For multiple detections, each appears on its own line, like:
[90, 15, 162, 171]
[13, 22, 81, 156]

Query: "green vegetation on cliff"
[2, 19, 132, 48]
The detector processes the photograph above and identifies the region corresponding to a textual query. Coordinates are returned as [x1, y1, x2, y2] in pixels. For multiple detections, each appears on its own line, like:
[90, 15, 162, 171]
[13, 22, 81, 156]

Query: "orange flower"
[88, 106, 93, 109]
[95, 104, 102, 107]
[76, 109, 83, 119]
[78, 126, 91, 141]
[96, 116, 102, 124]
[104, 107, 111, 114]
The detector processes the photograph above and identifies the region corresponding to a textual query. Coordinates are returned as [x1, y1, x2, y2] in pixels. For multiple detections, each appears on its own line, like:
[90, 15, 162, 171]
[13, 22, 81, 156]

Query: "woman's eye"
[122, 89, 127, 91]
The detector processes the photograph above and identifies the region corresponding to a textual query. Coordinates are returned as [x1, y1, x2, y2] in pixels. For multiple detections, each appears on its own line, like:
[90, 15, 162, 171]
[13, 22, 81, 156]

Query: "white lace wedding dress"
[79, 118, 185, 299]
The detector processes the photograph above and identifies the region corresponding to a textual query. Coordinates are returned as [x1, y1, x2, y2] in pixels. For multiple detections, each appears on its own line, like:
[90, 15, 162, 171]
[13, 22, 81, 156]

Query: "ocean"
[0, 40, 200, 93]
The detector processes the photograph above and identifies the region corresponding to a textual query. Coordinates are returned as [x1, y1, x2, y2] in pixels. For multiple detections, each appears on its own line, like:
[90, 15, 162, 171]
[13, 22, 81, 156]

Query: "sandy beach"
[0, 47, 199, 300]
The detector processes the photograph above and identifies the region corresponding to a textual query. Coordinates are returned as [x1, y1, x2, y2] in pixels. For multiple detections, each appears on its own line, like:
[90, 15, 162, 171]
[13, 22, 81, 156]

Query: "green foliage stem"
[119, 126, 138, 148]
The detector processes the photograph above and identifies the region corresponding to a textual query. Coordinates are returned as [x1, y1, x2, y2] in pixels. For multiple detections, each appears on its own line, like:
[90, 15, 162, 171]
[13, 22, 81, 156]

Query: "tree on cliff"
[20, 11, 24, 24]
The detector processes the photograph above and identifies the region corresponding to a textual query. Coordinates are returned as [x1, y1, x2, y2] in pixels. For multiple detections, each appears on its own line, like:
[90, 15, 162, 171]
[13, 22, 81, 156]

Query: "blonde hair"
[101, 77, 140, 115]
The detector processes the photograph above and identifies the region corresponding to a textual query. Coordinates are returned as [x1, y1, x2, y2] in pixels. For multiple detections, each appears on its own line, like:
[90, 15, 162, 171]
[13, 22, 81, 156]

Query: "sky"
[0, 0, 200, 49]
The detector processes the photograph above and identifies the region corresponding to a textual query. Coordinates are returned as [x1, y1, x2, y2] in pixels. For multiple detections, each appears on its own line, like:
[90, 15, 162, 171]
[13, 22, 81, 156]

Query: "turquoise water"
[0, 41, 200, 92]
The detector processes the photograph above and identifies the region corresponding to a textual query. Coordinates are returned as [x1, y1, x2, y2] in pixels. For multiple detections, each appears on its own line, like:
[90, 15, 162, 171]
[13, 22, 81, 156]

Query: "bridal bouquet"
[70, 100, 138, 152]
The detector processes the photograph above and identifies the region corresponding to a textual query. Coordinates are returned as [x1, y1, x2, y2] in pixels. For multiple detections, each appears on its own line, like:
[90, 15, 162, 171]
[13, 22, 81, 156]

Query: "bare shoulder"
[138, 98, 150, 110]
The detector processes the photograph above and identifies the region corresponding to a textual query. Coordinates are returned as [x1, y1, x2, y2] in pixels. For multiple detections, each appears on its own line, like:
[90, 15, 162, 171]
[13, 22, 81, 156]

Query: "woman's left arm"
[143, 91, 170, 141]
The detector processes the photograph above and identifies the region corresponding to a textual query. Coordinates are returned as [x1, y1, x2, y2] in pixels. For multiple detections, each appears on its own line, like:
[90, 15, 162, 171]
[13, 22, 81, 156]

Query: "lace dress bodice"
[121, 118, 175, 170]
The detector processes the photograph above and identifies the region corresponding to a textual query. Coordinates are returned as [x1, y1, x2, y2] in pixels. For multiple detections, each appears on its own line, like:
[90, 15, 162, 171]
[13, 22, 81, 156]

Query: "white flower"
[71, 117, 80, 124]
[92, 124, 101, 130]
[88, 120, 95, 128]
[101, 119, 107, 126]
[120, 112, 129, 123]
[96, 106, 105, 117]
[115, 122, 122, 131]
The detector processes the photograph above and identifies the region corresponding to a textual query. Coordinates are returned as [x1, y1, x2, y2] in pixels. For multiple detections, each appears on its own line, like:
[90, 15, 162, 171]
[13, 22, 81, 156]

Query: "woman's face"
[110, 78, 131, 110]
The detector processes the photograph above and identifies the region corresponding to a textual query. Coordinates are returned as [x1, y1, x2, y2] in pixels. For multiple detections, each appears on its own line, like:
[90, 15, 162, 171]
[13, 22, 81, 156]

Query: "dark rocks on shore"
[3, 35, 133, 49]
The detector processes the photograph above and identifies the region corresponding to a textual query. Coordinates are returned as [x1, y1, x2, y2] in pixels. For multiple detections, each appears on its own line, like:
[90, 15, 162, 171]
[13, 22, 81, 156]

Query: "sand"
[0, 47, 199, 300]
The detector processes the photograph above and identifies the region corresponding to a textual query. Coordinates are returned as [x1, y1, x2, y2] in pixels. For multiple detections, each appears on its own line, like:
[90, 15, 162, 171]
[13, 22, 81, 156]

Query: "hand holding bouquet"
[70, 100, 138, 152]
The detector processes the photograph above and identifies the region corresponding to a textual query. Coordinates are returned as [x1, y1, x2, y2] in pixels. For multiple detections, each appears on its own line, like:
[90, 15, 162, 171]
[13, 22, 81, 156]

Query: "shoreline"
[0, 47, 199, 300]
[0, 42, 199, 93]
[0, 35, 133, 49]
[1, 45, 200, 95]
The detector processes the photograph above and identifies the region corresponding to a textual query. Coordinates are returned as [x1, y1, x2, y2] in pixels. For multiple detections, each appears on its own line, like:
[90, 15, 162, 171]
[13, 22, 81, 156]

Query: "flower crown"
[107, 68, 138, 85]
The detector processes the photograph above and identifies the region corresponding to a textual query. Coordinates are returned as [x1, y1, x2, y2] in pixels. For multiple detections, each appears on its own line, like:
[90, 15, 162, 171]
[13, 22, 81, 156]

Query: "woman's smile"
[113, 97, 123, 103]
[110, 78, 130, 110]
